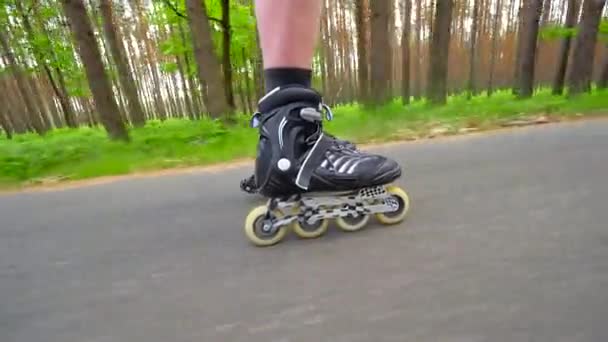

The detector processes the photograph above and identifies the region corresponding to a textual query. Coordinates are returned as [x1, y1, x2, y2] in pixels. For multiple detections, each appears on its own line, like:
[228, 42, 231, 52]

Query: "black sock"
[264, 68, 312, 93]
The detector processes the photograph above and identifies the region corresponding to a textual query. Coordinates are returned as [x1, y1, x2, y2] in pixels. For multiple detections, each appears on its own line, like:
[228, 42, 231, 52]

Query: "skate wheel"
[375, 186, 410, 225]
[336, 214, 370, 232]
[291, 218, 329, 239]
[244, 205, 287, 247]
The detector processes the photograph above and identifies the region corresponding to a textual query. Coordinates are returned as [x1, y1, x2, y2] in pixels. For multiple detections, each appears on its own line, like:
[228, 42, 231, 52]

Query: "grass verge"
[1, 88, 607, 190]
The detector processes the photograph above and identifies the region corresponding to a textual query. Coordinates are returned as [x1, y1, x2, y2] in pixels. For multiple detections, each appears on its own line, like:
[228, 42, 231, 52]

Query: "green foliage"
[539, 24, 578, 41]
[2, 88, 608, 188]
[540, 19, 608, 41]
[600, 19, 608, 42]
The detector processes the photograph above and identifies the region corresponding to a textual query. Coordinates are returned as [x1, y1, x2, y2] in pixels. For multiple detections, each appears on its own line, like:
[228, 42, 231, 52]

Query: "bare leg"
[254, 0, 323, 91]
[255, 0, 322, 68]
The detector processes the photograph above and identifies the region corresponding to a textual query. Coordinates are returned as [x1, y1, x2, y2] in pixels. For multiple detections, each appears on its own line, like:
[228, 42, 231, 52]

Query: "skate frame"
[260, 185, 400, 234]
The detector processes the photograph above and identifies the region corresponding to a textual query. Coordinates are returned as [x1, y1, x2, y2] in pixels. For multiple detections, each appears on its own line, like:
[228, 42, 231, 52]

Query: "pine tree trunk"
[427, 0, 453, 104]
[221, 0, 235, 109]
[567, 0, 607, 95]
[488, 0, 503, 96]
[513, 0, 543, 98]
[243, 49, 254, 113]
[370, 0, 391, 104]
[467, 0, 481, 98]
[177, 19, 202, 118]
[129, 0, 167, 121]
[541, 0, 553, 25]
[99, 0, 146, 126]
[552, 0, 580, 94]
[0, 31, 47, 135]
[0, 78, 28, 133]
[355, 0, 369, 102]
[414, 0, 422, 99]
[186, 0, 230, 118]
[598, 46, 608, 89]
[61, 0, 129, 141]
[17, 1, 76, 129]
[402, 0, 412, 104]
[0, 109, 12, 139]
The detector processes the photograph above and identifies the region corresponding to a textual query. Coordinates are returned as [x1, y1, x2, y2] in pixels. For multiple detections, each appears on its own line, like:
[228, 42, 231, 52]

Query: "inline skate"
[239, 133, 358, 194]
[243, 85, 411, 247]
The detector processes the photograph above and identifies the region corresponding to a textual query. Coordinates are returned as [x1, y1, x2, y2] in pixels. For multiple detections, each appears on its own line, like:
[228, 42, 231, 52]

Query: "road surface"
[2, 119, 608, 342]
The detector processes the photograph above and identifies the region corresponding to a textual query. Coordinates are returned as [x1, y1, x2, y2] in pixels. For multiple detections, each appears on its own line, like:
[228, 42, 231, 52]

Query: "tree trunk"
[0, 31, 47, 135]
[16, 1, 77, 129]
[61, 0, 129, 141]
[99, 0, 146, 127]
[177, 19, 202, 117]
[598, 46, 608, 89]
[567, 0, 607, 95]
[488, 0, 503, 96]
[552, 0, 580, 94]
[0, 80, 27, 134]
[402, 0, 412, 104]
[414, 0, 422, 99]
[243, 48, 254, 113]
[129, 0, 167, 121]
[369, 0, 391, 104]
[513, 0, 543, 98]
[185, 0, 230, 118]
[221, 0, 235, 110]
[427, 0, 453, 105]
[0, 106, 13, 139]
[467, 0, 481, 98]
[541, 0, 553, 25]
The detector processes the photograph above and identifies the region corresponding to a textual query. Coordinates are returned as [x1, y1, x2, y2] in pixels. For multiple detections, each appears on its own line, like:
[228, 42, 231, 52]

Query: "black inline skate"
[243, 85, 411, 246]
[239, 133, 357, 194]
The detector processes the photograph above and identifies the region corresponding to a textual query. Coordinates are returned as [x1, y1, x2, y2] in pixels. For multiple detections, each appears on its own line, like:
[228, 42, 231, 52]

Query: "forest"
[1, 0, 608, 186]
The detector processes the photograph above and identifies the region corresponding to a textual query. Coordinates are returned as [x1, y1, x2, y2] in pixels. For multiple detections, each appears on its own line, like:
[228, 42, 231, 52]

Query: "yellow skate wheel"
[336, 214, 370, 232]
[375, 186, 410, 225]
[244, 205, 287, 247]
[291, 218, 329, 239]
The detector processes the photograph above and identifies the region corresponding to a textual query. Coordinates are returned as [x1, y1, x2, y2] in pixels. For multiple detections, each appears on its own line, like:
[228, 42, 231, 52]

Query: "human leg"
[243, 1, 409, 246]
[241, 0, 355, 193]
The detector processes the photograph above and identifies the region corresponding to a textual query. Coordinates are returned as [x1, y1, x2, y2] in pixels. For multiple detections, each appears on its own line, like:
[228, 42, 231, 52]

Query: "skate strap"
[295, 133, 333, 190]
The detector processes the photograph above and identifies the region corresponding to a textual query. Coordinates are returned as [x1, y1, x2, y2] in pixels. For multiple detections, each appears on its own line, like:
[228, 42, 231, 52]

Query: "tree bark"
[185, 0, 230, 118]
[402, 0, 412, 104]
[552, 0, 580, 94]
[0, 31, 47, 135]
[221, 0, 235, 110]
[355, 0, 369, 102]
[17, 1, 77, 128]
[513, 0, 543, 98]
[567, 0, 607, 95]
[0, 78, 28, 133]
[370, 0, 391, 104]
[99, 0, 146, 127]
[467, 0, 481, 98]
[0, 104, 13, 139]
[598, 46, 608, 89]
[427, 0, 453, 105]
[488, 0, 503, 96]
[61, 0, 129, 141]
[177, 18, 202, 118]
[414, 0, 422, 99]
[541, 0, 553, 25]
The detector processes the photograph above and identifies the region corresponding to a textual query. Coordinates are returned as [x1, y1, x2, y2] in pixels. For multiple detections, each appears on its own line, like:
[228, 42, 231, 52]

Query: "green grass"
[1, 88, 607, 189]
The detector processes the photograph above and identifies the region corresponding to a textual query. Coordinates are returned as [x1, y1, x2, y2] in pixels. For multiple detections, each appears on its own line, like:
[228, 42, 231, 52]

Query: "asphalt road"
[2, 119, 608, 342]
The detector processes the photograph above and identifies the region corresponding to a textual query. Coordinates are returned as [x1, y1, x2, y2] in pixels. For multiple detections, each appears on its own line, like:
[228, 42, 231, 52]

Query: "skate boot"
[239, 132, 358, 194]
[243, 85, 411, 247]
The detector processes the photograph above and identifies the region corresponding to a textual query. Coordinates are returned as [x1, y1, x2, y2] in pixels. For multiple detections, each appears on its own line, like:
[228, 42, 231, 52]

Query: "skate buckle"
[321, 103, 334, 121]
[250, 112, 262, 128]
